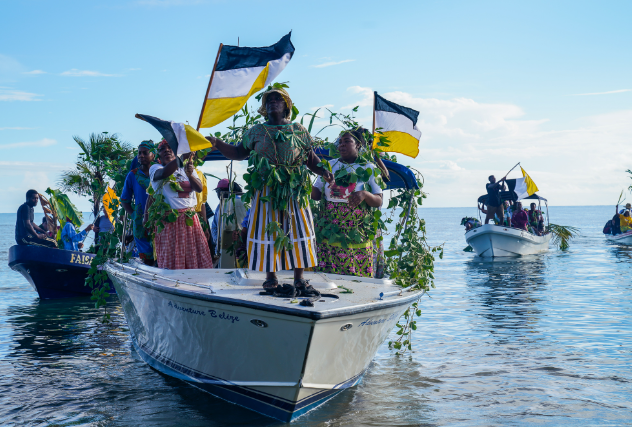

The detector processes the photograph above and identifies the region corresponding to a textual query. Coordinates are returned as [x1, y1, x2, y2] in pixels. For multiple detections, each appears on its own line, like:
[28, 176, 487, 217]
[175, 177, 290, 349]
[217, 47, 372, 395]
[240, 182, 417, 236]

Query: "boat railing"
[108, 262, 216, 293]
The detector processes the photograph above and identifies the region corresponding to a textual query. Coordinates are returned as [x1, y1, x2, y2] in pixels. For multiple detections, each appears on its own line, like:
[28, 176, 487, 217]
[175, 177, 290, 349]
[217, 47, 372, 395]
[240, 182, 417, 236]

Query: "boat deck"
[106, 259, 423, 320]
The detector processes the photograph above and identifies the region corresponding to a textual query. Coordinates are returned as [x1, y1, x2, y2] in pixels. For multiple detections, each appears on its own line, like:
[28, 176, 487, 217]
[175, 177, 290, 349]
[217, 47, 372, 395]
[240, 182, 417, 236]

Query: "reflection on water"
[1, 207, 631, 426]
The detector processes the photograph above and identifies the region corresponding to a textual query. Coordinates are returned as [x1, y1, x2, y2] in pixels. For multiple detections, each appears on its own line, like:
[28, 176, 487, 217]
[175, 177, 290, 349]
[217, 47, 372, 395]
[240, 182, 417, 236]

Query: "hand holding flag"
[135, 114, 212, 156]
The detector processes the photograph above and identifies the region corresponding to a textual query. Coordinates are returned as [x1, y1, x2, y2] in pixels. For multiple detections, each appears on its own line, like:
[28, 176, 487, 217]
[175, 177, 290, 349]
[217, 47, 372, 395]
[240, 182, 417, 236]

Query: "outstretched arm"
[306, 151, 334, 184]
[206, 136, 249, 160]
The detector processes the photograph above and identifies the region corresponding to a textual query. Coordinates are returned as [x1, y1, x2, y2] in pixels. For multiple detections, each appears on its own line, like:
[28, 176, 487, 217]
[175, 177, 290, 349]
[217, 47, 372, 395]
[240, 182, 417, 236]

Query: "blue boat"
[8, 245, 114, 299]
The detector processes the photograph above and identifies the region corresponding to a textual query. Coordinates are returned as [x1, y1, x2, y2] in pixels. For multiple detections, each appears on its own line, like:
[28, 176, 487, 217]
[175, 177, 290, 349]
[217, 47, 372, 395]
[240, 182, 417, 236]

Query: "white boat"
[606, 230, 632, 245]
[105, 259, 422, 422]
[466, 193, 551, 257]
[466, 223, 551, 257]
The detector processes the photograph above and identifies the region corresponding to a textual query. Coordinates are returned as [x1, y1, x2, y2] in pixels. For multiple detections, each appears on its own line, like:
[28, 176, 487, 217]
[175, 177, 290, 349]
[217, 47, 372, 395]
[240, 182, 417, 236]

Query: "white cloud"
[0, 54, 26, 76]
[60, 69, 119, 77]
[23, 70, 46, 75]
[572, 89, 630, 96]
[0, 138, 56, 149]
[343, 87, 632, 207]
[0, 87, 42, 101]
[310, 104, 334, 111]
[311, 59, 355, 68]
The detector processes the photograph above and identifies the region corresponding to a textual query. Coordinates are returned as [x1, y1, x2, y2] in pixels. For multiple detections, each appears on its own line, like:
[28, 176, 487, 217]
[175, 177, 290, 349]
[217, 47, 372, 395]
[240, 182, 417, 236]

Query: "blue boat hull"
[8, 245, 114, 299]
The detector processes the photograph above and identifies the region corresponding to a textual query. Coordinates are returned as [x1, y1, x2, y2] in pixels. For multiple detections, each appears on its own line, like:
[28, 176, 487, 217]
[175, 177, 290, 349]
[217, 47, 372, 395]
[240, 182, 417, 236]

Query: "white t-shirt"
[313, 159, 383, 203]
[149, 164, 197, 210]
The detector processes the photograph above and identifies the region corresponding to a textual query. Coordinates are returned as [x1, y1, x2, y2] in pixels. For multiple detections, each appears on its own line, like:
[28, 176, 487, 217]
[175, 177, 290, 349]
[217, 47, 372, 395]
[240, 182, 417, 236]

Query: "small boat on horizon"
[465, 193, 552, 257]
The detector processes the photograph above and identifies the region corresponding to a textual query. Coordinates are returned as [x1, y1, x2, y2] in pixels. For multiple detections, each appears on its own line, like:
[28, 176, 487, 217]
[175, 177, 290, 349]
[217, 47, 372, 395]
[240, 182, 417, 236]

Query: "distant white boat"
[466, 193, 551, 257]
[105, 259, 422, 422]
[606, 230, 632, 245]
[466, 224, 551, 257]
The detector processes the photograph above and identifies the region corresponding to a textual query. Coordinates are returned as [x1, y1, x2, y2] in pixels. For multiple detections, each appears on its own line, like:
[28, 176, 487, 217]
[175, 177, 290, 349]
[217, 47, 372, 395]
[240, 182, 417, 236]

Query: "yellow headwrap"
[257, 88, 293, 120]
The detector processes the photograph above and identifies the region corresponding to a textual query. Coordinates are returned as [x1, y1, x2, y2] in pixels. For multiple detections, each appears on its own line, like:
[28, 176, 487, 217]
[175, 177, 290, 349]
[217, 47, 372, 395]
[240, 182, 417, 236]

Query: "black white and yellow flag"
[506, 167, 540, 200]
[373, 92, 422, 158]
[199, 32, 295, 129]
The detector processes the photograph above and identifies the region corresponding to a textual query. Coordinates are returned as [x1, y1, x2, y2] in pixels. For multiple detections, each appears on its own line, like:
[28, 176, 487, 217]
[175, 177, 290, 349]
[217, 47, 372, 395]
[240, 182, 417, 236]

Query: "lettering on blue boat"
[168, 301, 206, 316]
[358, 313, 398, 327]
[69, 253, 92, 266]
[208, 309, 240, 323]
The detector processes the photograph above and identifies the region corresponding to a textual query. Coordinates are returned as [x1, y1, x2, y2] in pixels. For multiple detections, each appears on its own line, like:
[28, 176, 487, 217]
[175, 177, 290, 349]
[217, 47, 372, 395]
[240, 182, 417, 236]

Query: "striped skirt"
[247, 186, 317, 272]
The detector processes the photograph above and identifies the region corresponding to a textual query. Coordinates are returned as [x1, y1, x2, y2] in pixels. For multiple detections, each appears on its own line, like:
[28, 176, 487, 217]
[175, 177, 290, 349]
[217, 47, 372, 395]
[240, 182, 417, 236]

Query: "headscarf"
[157, 138, 169, 151]
[138, 140, 154, 151]
[257, 88, 293, 120]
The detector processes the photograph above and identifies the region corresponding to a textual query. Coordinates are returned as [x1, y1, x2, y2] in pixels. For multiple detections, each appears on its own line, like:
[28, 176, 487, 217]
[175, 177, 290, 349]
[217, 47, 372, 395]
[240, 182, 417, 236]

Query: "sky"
[1, 0, 631, 214]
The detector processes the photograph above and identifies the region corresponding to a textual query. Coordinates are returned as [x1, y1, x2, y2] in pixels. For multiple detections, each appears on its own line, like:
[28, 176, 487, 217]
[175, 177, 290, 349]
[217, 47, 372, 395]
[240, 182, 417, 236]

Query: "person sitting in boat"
[15, 189, 58, 248]
[536, 219, 546, 236]
[619, 203, 632, 215]
[148, 140, 213, 270]
[528, 202, 542, 229]
[503, 201, 513, 226]
[205, 87, 334, 292]
[61, 217, 94, 251]
[121, 140, 155, 265]
[511, 201, 529, 231]
[311, 128, 384, 278]
[461, 217, 481, 231]
[485, 175, 506, 225]
[616, 204, 632, 233]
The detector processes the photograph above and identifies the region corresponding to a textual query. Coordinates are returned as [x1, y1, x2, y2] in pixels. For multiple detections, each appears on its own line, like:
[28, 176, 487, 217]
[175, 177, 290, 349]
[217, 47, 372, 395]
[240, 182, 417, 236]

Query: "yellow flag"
[521, 167, 539, 196]
[102, 187, 118, 222]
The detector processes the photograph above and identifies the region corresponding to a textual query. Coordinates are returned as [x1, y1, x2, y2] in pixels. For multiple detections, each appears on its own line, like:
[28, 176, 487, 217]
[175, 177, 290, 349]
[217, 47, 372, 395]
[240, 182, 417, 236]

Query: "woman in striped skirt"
[206, 88, 333, 291]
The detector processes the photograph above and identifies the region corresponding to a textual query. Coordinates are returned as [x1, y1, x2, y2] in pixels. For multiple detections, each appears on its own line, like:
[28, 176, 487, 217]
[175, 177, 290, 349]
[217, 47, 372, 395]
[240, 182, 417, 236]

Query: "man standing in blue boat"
[121, 140, 155, 265]
[485, 175, 507, 225]
[16, 190, 58, 248]
[61, 217, 94, 251]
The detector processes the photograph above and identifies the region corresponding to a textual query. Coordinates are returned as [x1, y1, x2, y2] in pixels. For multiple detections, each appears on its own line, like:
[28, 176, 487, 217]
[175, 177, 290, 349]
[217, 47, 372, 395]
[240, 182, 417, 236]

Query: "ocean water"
[0, 206, 630, 426]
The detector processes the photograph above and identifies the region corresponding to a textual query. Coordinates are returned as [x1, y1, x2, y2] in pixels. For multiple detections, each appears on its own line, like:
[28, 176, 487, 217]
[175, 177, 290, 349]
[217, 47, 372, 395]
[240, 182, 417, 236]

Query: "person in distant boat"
[511, 201, 529, 231]
[121, 140, 155, 265]
[485, 175, 506, 224]
[312, 128, 384, 277]
[148, 139, 213, 270]
[15, 190, 58, 248]
[205, 87, 333, 292]
[619, 203, 631, 215]
[616, 204, 632, 233]
[528, 202, 542, 229]
[61, 217, 94, 251]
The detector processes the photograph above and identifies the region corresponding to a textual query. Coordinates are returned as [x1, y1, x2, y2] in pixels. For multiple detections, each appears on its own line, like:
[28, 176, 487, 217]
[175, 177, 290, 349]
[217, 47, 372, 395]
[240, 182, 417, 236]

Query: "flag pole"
[503, 162, 520, 179]
[196, 43, 224, 131]
[372, 91, 376, 134]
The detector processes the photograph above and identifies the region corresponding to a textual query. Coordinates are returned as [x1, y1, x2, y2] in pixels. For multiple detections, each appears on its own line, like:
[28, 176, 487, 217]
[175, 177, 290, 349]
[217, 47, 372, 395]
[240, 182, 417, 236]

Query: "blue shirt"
[121, 169, 150, 215]
[61, 221, 87, 251]
[121, 168, 151, 241]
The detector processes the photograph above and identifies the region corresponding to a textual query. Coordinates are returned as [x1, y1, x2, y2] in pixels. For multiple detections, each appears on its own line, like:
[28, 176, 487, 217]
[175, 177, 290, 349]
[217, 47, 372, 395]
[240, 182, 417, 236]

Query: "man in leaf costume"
[121, 140, 155, 264]
[206, 87, 334, 291]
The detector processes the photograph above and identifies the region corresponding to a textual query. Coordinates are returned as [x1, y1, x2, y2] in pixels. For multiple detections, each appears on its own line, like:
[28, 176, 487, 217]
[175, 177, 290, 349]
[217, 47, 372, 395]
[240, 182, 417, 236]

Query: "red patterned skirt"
[155, 208, 213, 270]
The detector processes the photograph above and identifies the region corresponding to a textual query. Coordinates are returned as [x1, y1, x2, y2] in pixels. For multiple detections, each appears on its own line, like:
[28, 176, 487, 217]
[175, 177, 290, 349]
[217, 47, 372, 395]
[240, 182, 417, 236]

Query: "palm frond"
[548, 223, 580, 251]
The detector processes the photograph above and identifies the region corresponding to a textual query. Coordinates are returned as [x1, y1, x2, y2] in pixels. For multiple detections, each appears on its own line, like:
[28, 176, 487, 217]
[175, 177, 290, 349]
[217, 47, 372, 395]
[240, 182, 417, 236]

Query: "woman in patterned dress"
[206, 88, 334, 291]
[311, 129, 384, 277]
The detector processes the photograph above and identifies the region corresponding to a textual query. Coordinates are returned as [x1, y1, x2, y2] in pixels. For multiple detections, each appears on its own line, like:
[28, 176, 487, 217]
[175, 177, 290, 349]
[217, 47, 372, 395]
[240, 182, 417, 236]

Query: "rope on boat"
[110, 262, 216, 293]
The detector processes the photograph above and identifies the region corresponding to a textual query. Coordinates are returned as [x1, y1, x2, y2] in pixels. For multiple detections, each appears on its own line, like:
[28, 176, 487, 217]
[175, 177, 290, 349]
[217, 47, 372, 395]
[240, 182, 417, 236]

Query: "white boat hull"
[606, 231, 632, 245]
[465, 224, 551, 257]
[107, 262, 420, 421]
